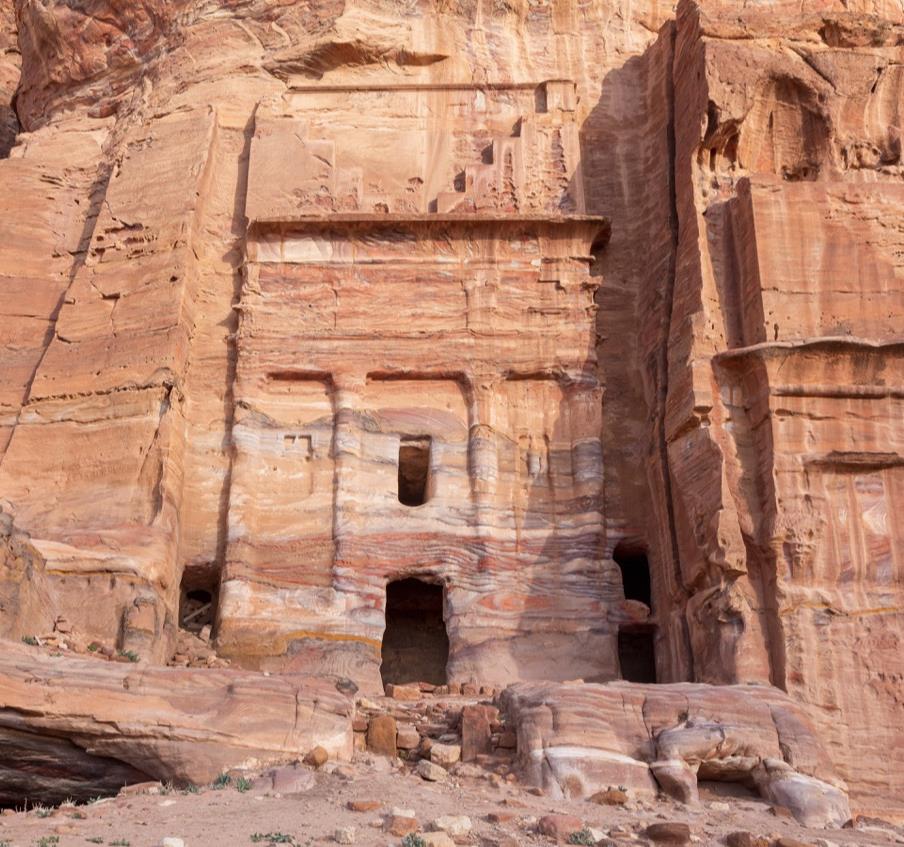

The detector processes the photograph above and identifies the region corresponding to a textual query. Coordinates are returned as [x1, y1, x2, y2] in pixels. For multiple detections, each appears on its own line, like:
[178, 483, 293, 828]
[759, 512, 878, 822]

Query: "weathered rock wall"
[502, 680, 852, 829]
[0, 0, 902, 821]
[0, 0, 677, 683]
[0, 640, 353, 805]
[0, 2, 18, 157]
[650, 0, 904, 817]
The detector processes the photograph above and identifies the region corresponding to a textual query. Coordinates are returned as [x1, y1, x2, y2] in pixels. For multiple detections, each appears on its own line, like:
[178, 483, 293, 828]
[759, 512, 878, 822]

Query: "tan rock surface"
[0, 0, 901, 824]
[502, 681, 850, 828]
[0, 639, 353, 804]
[650, 0, 904, 820]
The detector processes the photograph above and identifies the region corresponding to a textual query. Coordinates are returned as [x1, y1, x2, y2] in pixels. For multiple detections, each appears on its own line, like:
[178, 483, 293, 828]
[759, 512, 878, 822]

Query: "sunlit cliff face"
[1, 0, 903, 820]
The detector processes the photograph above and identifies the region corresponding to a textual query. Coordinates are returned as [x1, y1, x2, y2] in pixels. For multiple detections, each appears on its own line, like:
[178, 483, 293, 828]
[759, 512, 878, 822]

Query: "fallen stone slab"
[645, 822, 691, 844]
[255, 764, 316, 794]
[347, 799, 382, 812]
[396, 724, 420, 750]
[537, 814, 583, 841]
[0, 639, 353, 805]
[430, 815, 472, 838]
[431, 742, 462, 766]
[384, 814, 418, 836]
[367, 714, 398, 756]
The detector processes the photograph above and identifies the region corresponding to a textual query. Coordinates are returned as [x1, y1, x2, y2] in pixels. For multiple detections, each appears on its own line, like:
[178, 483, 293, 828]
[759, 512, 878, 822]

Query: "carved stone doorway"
[380, 578, 449, 688]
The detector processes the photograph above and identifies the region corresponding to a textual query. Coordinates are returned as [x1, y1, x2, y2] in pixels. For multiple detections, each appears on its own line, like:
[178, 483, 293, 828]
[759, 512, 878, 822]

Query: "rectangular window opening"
[398, 437, 431, 507]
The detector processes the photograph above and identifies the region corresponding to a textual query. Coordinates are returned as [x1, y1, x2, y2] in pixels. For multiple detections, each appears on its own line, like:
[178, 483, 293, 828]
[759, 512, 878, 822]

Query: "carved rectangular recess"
[229, 374, 335, 564]
[361, 376, 469, 512]
[247, 80, 584, 221]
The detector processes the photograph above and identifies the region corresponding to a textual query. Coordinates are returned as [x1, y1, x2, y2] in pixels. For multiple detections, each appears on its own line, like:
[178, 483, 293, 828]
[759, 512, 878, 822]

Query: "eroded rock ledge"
[0, 639, 353, 806]
[501, 681, 851, 829]
[1, 640, 851, 832]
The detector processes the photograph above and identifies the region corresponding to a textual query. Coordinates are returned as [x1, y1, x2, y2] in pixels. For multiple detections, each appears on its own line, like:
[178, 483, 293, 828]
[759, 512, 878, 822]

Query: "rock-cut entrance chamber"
[213, 79, 613, 689]
[380, 578, 449, 687]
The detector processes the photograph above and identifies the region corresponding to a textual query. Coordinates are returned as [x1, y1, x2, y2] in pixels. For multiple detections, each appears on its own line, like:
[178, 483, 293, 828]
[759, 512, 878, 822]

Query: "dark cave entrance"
[613, 540, 653, 609]
[0, 727, 149, 810]
[178, 569, 218, 633]
[398, 437, 431, 507]
[380, 578, 449, 688]
[613, 540, 657, 682]
[618, 626, 657, 683]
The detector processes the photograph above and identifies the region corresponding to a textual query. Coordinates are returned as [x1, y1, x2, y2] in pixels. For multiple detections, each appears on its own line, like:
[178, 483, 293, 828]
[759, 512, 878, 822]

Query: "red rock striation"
[0, 0, 901, 823]
[0, 639, 352, 805]
[650, 1, 904, 820]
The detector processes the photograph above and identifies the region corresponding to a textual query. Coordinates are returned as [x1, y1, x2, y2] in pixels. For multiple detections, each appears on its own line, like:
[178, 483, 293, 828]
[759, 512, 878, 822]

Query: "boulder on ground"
[431, 743, 461, 766]
[645, 822, 691, 844]
[417, 759, 449, 782]
[537, 814, 582, 841]
[430, 815, 472, 838]
[304, 746, 329, 768]
[0, 640, 352, 805]
[257, 764, 316, 794]
[367, 715, 398, 757]
[500, 680, 851, 828]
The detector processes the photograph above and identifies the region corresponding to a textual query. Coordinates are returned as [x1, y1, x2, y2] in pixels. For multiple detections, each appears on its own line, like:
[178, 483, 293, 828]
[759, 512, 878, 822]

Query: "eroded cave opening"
[737, 76, 831, 181]
[178, 570, 218, 633]
[614, 541, 657, 682]
[398, 437, 431, 507]
[0, 727, 149, 809]
[380, 578, 449, 688]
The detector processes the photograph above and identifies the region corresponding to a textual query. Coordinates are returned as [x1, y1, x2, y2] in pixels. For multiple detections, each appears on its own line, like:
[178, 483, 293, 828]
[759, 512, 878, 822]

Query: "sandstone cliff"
[0, 0, 901, 823]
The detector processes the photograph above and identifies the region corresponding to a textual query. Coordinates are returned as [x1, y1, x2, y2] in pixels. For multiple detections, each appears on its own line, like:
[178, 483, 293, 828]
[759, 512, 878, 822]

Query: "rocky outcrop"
[0, 0, 634, 691]
[501, 681, 851, 829]
[0, 0, 901, 824]
[0, 639, 353, 805]
[641, 0, 904, 820]
[0, 2, 18, 156]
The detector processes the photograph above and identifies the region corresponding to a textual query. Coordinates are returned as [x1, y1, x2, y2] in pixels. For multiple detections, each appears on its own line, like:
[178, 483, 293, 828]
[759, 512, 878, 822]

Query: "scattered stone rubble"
[2, 744, 898, 847]
[354, 682, 514, 777]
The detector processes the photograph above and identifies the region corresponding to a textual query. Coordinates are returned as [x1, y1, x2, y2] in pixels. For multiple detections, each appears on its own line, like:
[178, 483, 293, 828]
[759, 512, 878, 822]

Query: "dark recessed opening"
[613, 540, 652, 609]
[179, 571, 217, 632]
[618, 626, 657, 683]
[380, 578, 449, 688]
[0, 728, 149, 809]
[697, 778, 760, 800]
[398, 437, 431, 507]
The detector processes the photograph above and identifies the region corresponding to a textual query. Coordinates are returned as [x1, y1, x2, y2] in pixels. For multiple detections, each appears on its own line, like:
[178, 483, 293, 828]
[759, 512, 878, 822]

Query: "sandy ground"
[1, 756, 902, 847]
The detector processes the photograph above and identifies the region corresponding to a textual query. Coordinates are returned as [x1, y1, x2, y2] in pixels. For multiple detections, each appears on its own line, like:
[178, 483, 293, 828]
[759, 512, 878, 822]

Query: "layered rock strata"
[0, 0, 901, 822]
[0, 640, 353, 805]
[217, 80, 611, 687]
[646, 0, 904, 819]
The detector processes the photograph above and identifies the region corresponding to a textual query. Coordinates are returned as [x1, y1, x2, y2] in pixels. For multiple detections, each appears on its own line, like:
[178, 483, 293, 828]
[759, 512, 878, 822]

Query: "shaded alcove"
[398, 437, 431, 507]
[0, 728, 149, 809]
[380, 578, 449, 687]
[613, 540, 653, 609]
[613, 541, 657, 682]
[618, 626, 657, 683]
[178, 570, 218, 633]
[736, 75, 831, 181]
